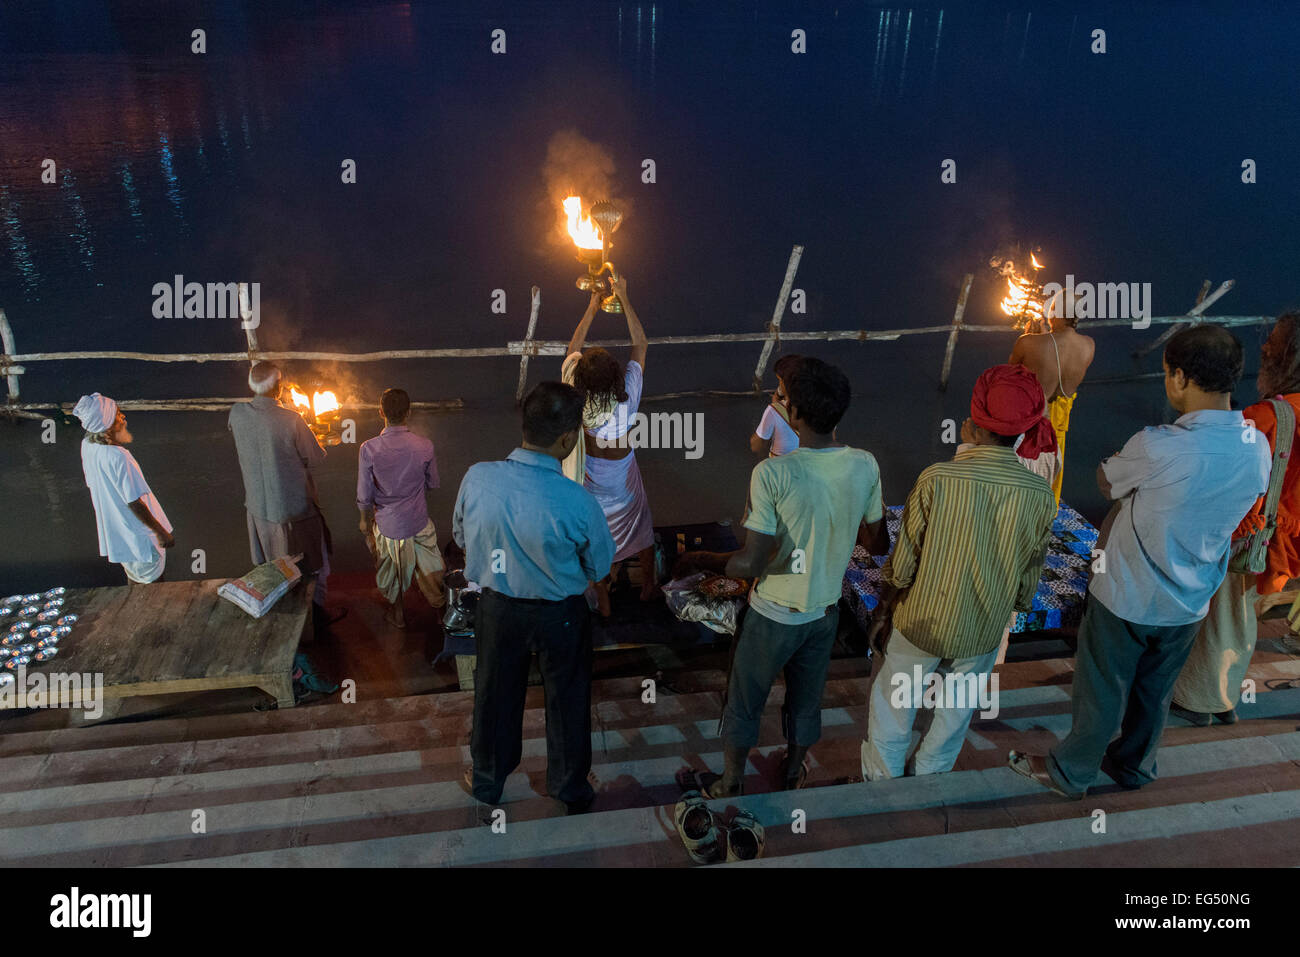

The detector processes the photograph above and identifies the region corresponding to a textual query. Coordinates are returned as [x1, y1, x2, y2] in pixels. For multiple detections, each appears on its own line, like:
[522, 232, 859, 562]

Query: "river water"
[0, 1, 1295, 590]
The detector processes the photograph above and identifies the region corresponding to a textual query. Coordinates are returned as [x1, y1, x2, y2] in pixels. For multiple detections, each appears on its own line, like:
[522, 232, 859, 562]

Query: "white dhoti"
[373, 519, 445, 607]
[585, 452, 655, 563]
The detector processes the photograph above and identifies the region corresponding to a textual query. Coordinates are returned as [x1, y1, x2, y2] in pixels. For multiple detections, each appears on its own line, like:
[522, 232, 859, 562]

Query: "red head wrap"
[970, 364, 1058, 460]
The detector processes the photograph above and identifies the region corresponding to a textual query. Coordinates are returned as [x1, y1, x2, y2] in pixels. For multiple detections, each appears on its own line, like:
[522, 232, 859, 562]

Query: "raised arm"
[567, 291, 602, 357]
[611, 273, 647, 370]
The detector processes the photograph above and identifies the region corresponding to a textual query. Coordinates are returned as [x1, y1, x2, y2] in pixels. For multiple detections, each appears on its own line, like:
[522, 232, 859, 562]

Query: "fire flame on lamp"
[287, 383, 343, 446]
[564, 195, 625, 314]
[991, 251, 1048, 333]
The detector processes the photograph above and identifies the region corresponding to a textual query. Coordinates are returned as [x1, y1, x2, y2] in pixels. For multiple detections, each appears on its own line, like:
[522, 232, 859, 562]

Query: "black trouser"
[470, 589, 593, 806]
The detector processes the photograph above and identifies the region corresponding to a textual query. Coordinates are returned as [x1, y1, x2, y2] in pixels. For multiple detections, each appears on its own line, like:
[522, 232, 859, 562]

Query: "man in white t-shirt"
[74, 393, 175, 584]
[750, 354, 803, 457]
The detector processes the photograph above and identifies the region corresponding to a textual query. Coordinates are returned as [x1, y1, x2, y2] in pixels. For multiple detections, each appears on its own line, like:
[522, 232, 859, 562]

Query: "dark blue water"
[1, 1, 1297, 590]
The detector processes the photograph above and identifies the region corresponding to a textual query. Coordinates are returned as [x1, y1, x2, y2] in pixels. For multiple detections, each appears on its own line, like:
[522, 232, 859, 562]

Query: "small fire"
[563, 195, 603, 251]
[990, 252, 1047, 331]
[312, 390, 340, 418]
[289, 387, 311, 412]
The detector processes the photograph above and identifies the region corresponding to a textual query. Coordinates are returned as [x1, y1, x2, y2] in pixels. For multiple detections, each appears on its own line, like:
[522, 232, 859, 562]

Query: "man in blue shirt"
[453, 381, 615, 812]
[1012, 325, 1271, 798]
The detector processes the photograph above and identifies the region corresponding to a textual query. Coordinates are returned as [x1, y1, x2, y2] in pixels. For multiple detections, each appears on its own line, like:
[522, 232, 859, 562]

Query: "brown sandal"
[1008, 750, 1083, 800]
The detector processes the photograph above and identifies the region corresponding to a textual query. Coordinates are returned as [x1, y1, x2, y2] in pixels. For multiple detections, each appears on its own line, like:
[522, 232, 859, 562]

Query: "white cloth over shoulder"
[756, 403, 799, 456]
[561, 354, 654, 562]
[80, 441, 172, 564]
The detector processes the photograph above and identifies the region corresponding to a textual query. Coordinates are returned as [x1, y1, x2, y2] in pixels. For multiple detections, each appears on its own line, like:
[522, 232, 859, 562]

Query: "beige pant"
[1172, 571, 1257, 713]
[373, 519, 445, 607]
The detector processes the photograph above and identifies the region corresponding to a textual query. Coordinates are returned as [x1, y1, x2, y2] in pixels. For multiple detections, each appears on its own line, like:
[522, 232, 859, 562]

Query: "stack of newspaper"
[218, 555, 303, 618]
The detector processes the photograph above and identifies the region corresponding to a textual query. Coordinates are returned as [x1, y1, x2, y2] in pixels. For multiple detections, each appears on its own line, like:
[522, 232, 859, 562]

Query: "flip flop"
[725, 809, 765, 862]
[676, 765, 741, 800]
[674, 791, 724, 864]
[1007, 750, 1083, 800]
[781, 751, 812, 790]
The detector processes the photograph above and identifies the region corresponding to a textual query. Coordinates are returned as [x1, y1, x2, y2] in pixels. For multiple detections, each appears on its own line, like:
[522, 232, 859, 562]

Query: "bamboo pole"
[1132, 280, 1236, 358]
[7, 314, 1275, 368]
[1, 397, 464, 416]
[0, 309, 20, 402]
[938, 273, 975, 392]
[752, 245, 804, 391]
[514, 286, 542, 403]
[238, 282, 259, 360]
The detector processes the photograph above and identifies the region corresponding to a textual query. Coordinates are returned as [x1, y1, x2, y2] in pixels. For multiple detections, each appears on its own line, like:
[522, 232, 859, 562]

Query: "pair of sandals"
[673, 792, 765, 864]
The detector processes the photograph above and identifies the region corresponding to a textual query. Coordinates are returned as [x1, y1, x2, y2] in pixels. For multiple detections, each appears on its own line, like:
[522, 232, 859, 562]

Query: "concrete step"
[150, 729, 1300, 868]
[0, 659, 879, 759]
[7, 669, 1296, 801]
[731, 788, 1300, 868]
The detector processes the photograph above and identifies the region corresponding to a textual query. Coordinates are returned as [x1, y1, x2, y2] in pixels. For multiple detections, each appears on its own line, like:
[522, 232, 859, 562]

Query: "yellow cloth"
[1173, 571, 1257, 713]
[1047, 392, 1075, 505]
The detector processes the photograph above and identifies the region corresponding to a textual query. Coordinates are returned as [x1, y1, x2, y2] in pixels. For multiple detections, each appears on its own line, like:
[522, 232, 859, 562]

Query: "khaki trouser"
[1172, 571, 1257, 714]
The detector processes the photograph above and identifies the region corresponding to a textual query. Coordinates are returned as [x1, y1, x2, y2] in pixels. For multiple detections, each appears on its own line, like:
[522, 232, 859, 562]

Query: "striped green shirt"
[883, 445, 1057, 659]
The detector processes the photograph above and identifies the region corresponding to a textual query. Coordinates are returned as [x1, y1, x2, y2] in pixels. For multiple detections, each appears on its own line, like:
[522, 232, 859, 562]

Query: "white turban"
[73, 393, 119, 434]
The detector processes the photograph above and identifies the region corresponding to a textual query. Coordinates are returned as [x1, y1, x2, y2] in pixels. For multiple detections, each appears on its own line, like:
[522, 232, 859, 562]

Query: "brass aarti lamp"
[565, 196, 625, 314]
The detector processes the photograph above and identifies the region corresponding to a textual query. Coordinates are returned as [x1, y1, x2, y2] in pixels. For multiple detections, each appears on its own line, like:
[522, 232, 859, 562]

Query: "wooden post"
[938, 273, 974, 392]
[238, 282, 259, 362]
[752, 245, 804, 392]
[0, 308, 20, 403]
[1133, 280, 1235, 358]
[514, 286, 542, 403]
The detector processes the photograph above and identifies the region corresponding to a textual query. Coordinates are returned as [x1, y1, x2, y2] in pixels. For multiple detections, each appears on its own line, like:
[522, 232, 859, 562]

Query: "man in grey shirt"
[228, 362, 340, 626]
[453, 381, 615, 813]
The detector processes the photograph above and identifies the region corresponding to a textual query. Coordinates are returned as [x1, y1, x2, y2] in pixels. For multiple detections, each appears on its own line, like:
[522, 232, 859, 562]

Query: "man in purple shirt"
[357, 388, 445, 628]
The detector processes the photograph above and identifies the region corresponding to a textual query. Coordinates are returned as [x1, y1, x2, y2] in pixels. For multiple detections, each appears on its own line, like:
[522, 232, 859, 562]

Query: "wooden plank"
[19, 580, 312, 710]
[752, 245, 804, 391]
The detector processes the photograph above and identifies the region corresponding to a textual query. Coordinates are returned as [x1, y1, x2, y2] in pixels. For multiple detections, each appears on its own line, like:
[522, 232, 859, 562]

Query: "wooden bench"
[4, 578, 314, 720]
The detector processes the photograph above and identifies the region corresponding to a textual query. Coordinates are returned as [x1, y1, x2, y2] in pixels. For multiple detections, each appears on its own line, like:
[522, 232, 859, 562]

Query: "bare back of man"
[1008, 318, 1096, 400]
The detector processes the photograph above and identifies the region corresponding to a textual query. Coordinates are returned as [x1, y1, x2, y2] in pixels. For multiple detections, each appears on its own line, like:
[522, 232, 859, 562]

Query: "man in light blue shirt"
[453, 381, 615, 812]
[1012, 326, 1271, 798]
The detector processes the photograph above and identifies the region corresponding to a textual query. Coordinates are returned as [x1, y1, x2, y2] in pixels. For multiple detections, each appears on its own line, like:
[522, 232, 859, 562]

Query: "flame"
[563, 195, 603, 250]
[289, 386, 311, 411]
[312, 390, 340, 418]
[1030, 252, 1043, 270]
[999, 274, 1044, 324]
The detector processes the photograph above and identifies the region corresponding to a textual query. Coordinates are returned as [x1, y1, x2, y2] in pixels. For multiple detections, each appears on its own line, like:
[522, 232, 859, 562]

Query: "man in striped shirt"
[862, 365, 1057, 779]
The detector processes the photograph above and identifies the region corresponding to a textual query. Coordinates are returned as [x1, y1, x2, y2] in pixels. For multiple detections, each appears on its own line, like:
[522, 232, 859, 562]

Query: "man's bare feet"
[383, 602, 406, 629]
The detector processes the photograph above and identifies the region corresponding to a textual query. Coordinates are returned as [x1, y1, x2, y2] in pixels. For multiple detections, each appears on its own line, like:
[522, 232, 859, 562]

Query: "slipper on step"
[781, 751, 812, 790]
[725, 809, 765, 862]
[1007, 750, 1083, 800]
[674, 791, 724, 864]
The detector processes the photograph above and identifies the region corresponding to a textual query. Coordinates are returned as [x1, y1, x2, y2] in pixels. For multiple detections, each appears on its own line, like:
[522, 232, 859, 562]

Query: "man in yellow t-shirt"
[675, 358, 887, 796]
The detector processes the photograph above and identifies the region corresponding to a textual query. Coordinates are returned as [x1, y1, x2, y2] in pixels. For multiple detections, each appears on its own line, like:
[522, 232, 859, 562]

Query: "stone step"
[730, 788, 1300, 868]
[0, 659, 881, 758]
[149, 730, 1300, 868]
[6, 682, 1297, 829]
